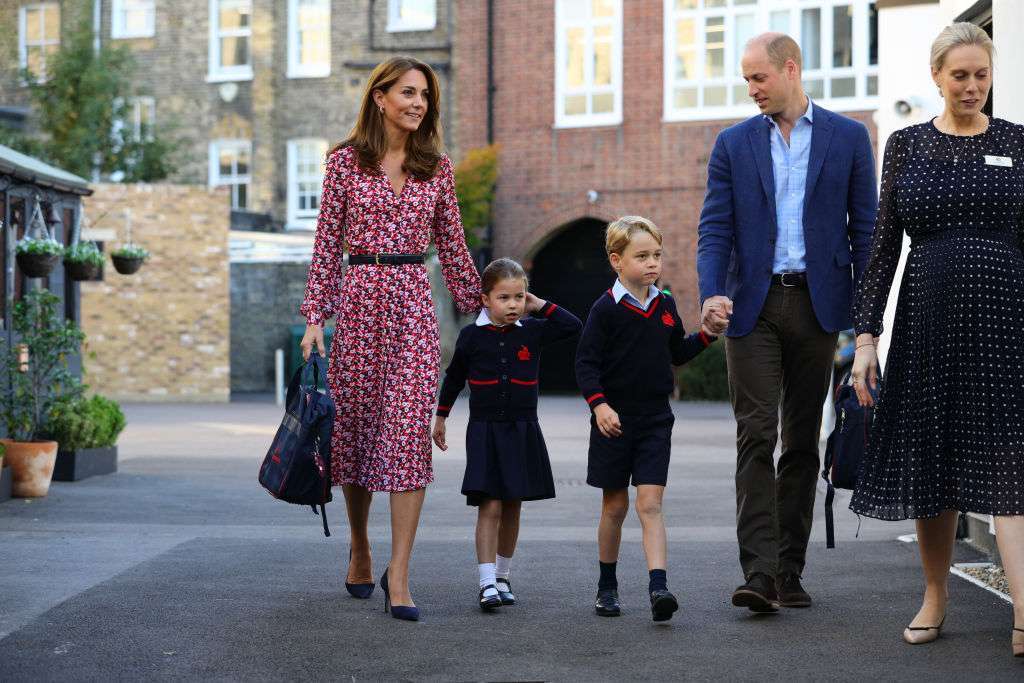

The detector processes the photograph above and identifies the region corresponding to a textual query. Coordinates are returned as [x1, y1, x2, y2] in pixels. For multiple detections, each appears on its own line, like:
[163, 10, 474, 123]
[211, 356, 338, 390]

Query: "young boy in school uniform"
[575, 216, 717, 621]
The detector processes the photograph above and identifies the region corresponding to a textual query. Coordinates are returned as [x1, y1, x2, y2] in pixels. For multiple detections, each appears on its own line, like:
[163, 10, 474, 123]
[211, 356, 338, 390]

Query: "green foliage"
[0, 290, 85, 441]
[4, 16, 179, 182]
[64, 242, 105, 266]
[675, 340, 730, 401]
[44, 394, 125, 450]
[16, 237, 64, 256]
[112, 245, 149, 260]
[455, 145, 500, 249]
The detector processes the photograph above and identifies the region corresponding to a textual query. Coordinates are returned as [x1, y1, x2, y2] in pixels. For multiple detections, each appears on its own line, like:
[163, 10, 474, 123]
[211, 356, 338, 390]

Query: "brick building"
[453, 0, 880, 388]
[0, 0, 455, 232]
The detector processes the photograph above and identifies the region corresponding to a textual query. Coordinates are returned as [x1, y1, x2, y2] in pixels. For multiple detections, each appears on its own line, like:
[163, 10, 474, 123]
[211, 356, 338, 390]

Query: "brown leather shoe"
[731, 573, 780, 613]
[776, 573, 812, 608]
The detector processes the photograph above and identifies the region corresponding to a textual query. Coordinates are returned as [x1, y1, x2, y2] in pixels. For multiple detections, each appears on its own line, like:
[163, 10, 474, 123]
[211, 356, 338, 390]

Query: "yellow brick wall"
[80, 184, 231, 402]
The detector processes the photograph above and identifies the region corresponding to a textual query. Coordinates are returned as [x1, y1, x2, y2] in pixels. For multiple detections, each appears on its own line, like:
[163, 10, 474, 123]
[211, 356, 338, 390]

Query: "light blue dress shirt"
[766, 98, 813, 274]
[611, 280, 661, 311]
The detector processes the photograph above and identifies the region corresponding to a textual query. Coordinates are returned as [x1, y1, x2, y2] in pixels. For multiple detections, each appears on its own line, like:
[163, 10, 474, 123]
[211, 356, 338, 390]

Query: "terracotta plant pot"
[16, 252, 60, 278]
[65, 260, 102, 281]
[111, 255, 144, 275]
[0, 439, 58, 497]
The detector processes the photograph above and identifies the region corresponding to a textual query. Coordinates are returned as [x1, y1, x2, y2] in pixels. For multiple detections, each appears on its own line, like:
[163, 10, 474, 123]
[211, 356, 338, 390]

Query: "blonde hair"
[931, 22, 994, 71]
[605, 216, 663, 256]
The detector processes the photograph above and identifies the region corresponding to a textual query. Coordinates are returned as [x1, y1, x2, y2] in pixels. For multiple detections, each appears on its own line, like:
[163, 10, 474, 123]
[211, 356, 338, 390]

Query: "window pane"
[565, 27, 584, 88]
[705, 0, 725, 7]
[733, 84, 749, 105]
[705, 16, 724, 78]
[867, 74, 878, 96]
[803, 78, 824, 100]
[734, 14, 755, 76]
[734, 0, 756, 5]
[592, 0, 614, 19]
[675, 19, 696, 79]
[592, 92, 614, 113]
[593, 38, 612, 86]
[235, 184, 247, 210]
[25, 9, 42, 42]
[221, 36, 250, 67]
[564, 94, 587, 116]
[26, 46, 44, 74]
[398, 0, 435, 25]
[219, 149, 235, 176]
[674, 86, 697, 109]
[800, 9, 820, 70]
[43, 5, 59, 40]
[832, 6, 853, 68]
[831, 77, 855, 98]
[869, 3, 878, 66]
[675, 0, 697, 8]
[236, 148, 250, 175]
[705, 85, 727, 106]
[220, 5, 248, 30]
[770, 10, 789, 34]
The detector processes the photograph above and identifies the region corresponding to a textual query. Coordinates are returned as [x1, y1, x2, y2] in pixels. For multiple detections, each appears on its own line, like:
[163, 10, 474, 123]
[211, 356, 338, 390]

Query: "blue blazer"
[696, 104, 878, 337]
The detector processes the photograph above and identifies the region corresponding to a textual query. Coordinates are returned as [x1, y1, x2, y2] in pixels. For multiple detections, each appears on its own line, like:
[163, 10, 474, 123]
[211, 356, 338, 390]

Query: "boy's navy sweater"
[437, 302, 582, 421]
[575, 290, 715, 415]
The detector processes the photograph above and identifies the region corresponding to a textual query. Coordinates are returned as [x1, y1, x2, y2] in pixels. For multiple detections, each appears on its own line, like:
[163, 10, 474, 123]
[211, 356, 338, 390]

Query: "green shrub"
[64, 242, 105, 266]
[455, 144, 499, 249]
[45, 394, 126, 450]
[675, 340, 730, 401]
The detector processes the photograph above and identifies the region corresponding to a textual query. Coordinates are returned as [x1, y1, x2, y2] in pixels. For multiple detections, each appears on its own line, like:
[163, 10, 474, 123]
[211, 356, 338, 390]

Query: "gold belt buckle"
[375, 253, 382, 266]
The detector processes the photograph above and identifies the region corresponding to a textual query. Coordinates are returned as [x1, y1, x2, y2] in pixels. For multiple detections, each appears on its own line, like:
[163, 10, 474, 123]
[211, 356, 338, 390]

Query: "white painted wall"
[992, 0, 1024, 122]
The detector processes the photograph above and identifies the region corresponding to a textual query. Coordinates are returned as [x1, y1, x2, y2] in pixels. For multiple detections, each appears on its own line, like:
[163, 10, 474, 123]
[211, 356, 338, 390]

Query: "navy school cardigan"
[437, 302, 583, 421]
[575, 290, 716, 416]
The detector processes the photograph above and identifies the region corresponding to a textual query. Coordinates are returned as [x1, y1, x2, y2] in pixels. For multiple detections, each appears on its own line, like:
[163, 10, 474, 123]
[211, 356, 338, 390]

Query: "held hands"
[701, 296, 733, 336]
[594, 403, 622, 438]
[300, 323, 326, 361]
[851, 333, 880, 407]
[432, 415, 448, 451]
[524, 292, 547, 314]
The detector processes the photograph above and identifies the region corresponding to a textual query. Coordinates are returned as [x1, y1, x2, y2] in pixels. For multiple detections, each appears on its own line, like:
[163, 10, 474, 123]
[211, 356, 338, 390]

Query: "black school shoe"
[479, 585, 502, 612]
[495, 578, 516, 606]
[731, 573, 780, 613]
[649, 589, 679, 622]
[776, 573, 812, 608]
[595, 588, 621, 617]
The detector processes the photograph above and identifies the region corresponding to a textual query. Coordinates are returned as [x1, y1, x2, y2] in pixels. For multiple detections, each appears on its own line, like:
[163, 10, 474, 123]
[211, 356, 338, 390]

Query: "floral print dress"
[301, 146, 481, 492]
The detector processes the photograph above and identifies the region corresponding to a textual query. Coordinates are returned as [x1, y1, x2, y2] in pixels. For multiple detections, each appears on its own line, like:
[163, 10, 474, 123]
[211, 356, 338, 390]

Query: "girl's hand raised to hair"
[524, 292, 546, 314]
[432, 415, 448, 451]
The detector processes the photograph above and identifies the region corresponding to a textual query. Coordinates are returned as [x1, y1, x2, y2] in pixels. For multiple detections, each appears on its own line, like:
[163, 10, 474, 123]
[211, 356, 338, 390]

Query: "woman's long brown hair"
[330, 57, 443, 180]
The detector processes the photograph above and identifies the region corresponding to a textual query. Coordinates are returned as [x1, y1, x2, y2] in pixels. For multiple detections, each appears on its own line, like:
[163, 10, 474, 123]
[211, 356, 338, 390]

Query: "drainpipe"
[485, 0, 495, 260]
[93, 0, 101, 55]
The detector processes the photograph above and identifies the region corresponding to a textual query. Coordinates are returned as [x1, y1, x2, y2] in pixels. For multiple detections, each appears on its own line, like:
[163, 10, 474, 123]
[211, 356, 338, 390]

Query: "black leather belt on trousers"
[348, 253, 426, 265]
[771, 271, 808, 288]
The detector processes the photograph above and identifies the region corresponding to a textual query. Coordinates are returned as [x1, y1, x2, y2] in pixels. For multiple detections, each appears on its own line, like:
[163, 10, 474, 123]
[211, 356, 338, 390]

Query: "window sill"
[552, 117, 623, 130]
[286, 67, 331, 80]
[206, 70, 254, 84]
[386, 21, 437, 33]
[112, 31, 156, 40]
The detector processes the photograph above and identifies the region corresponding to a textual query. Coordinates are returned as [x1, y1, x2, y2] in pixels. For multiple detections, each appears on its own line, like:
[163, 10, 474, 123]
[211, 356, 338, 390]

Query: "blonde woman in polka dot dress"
[850, 24, 1024, 655]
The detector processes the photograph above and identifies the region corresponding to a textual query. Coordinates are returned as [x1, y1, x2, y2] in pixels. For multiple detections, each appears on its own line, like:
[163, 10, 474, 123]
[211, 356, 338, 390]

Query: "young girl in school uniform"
[432, 258, 582, 611]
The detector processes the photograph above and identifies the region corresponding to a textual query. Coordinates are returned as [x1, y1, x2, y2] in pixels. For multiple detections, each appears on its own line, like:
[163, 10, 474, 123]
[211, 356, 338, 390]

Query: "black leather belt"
[771, 272, 808, 288]
[348, 253, 426, 265]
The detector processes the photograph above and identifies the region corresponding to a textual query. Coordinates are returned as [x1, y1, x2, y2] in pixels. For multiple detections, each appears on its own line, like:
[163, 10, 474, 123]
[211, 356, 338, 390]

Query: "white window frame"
[207, 0, 253, 82]
[113, 96, 156, 142]
[18, 3, 61, 82]
[387, 0, 437, 32]
[286, 139, 328, 230]
[554, 0, 624, 129]
[209, 139, 252, 211]
[287, 0, 331, 78]
[111, 0, 155, 39]
[663, 0, 878, 123]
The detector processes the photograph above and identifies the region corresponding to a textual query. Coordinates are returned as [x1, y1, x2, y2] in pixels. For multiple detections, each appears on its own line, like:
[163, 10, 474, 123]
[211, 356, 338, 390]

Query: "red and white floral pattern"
[301, 146, 481, 491]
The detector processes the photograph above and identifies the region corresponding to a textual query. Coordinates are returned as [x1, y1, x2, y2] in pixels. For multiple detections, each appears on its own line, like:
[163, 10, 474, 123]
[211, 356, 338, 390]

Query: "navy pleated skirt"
[462, 419, 555, 506]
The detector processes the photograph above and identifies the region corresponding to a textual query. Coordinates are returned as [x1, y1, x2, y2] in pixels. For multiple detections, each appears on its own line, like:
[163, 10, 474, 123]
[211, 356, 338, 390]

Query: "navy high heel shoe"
[345, 549, 375, 599]
[381, 567, 420, 621]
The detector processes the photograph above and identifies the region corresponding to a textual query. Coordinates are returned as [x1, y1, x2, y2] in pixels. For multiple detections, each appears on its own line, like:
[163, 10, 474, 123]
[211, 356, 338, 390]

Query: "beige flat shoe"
[903, 615, 945, 645]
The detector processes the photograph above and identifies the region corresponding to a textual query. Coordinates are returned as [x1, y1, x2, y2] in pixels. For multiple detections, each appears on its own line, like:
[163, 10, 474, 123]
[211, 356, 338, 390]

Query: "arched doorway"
[528, 217, 615, 392]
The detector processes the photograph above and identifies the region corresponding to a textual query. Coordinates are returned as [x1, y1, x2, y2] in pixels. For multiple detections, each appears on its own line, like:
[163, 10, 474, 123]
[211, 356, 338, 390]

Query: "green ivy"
[455, 145, 500, 249]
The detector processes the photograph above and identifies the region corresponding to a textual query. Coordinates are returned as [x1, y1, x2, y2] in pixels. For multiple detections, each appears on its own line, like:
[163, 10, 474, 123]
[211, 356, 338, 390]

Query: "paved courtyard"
[0, 397, 1020, 680]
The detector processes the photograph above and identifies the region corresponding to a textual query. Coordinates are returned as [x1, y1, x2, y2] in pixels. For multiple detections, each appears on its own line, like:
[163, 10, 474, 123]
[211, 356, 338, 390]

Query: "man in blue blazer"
[697, 33, 877, 612]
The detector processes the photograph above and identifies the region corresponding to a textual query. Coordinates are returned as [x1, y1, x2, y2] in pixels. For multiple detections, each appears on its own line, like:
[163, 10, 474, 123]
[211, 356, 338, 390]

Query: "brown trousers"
[725, 284, 838, 580]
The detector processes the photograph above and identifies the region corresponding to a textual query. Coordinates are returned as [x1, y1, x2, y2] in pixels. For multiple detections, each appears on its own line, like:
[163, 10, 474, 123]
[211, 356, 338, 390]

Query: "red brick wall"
[453, 0, 876, 328]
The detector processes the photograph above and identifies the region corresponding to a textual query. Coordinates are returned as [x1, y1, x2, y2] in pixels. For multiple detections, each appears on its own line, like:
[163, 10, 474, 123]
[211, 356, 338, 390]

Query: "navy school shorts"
[586, 411, 675, 489]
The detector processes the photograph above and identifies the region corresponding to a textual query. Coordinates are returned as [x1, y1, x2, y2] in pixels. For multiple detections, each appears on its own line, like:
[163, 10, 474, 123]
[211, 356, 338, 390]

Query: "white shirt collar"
[611, 280, 661, 309]
[476, 308, 523, 327]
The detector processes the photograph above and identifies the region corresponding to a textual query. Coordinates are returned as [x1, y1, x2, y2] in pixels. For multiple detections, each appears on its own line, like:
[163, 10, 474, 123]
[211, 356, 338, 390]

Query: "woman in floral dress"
[300, 57, 481, 620]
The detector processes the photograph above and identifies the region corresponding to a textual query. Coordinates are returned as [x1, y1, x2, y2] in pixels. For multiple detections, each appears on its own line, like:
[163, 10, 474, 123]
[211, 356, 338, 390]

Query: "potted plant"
[0, 290, 85, 497]
[47, 394, 125, 481]
[0, 441, 9, 503]
[110, 245, 149, 275]
[63, 242, 105, 281]
[15, 236, 64, 278]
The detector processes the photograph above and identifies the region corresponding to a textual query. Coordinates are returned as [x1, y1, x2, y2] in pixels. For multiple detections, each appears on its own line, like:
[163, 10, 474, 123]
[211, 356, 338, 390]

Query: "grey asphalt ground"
[1, 396, 1021, 681]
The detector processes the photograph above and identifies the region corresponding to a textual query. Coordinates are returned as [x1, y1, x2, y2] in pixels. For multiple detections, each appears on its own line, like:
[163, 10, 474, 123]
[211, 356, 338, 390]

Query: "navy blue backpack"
[259, 352, 336, 536]
[822, 372, 880, 548]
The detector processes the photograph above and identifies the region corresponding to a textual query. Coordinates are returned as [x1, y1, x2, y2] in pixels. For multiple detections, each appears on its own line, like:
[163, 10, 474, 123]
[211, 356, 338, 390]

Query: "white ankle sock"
[478, 562, 498, 596]
[495, 554, 512, 581]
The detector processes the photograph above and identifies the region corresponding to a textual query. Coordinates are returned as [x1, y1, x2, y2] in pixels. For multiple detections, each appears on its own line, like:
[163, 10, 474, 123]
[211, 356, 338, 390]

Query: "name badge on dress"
[984, 155, 1013, 167]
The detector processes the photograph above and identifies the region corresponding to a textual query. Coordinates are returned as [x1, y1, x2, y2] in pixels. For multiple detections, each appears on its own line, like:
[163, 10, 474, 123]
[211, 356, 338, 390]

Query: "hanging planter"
[63, 242, 105, 281]
[15, 240, 63, 278]
[110, 245, 149, 275]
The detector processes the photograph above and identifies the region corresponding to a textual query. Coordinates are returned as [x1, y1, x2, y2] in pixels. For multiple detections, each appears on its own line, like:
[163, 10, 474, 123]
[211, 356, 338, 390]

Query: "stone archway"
[527, 217, 615, 392]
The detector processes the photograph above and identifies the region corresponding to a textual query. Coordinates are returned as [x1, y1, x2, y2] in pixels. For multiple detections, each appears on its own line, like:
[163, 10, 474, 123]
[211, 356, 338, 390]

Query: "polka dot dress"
[850, 118, 1024, 520]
